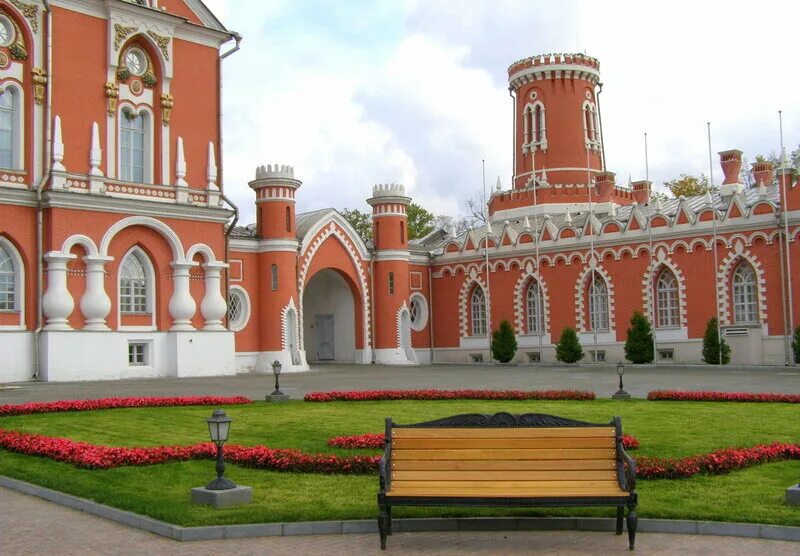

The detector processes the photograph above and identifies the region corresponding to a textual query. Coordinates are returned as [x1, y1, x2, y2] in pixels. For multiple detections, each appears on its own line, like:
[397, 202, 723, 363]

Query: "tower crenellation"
[249, 163, 302, 239]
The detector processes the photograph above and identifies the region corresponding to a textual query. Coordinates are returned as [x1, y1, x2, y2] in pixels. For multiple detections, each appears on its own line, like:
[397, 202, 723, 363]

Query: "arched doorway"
[399, 308, 416, 363]
[302, 269, 357, 363]
[285, 307, 301, 365]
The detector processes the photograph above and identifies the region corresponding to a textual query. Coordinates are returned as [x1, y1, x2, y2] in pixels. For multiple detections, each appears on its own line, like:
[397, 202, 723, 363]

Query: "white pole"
[586, 142, 598, 362]
[779, 110, 795, 365]
[532, 140, 543, 361]
[645, 132, 658, 363]
[482, 159, 492, 364]
[707, 122, 723, 365]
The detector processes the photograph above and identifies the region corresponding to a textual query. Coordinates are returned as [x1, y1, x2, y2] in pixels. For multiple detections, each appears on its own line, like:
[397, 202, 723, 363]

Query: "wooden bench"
[377, 412, 638, 550]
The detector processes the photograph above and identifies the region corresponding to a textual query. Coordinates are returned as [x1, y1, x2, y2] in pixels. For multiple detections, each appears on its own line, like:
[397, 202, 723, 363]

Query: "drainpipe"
[509, 88, 515, 189]
[595, 82, 606, 171]
[217, 32, 241, 328]
[427, 253, 435, 364]
[33, 1, 53, 381]
[370, 256, 376, 363]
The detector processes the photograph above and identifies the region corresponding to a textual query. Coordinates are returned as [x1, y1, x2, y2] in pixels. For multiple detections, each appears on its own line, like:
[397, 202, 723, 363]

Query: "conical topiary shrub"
[624, 311, 654, 364]
[702, 317, 730, 364]
[491, 320, 518, 363]
[556, 327, 584, 363]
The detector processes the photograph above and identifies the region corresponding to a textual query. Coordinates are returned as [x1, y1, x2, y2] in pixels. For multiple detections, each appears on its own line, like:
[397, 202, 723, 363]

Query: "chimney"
[752, 160, 774, 187]
[594, 171, 616, 202]
[718, 150, 744, 196]
[631, 180, 651, 204]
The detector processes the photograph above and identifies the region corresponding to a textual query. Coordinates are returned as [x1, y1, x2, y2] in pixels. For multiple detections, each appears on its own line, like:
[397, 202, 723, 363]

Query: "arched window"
[656, 269, 679, 328]
[588, 273, 609, 331]
[120, 252, 149, 313]
[388, 272, 395, 295]
[471, 286, 487, 336]
[526, 280, 543, 333]
[271, 264, 278, 291]
[119, 108, 150, 183]
[522, 105, 532, 145]
[732, 263, 757, 323]
[400, 221, 405, 244]
[227, 286, 250, 332]
[0, 87, 20, 170]
[534, 104, 544, 144]
[285, 206, 291, 233]
[583, 101, 599, 145]
[0, 244, 16, 310]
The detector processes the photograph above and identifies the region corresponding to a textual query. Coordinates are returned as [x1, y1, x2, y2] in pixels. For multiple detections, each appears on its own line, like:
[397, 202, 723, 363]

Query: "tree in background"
[491, 320, 518, 363]
[340, 208, 372, 242]
[663, 174, 709, 198]
[555, 327, 584, 363]
[702, 317, 730, 364]
[407, 203, 435, 240]
[792, 326, 800, 365]
[434, 214, 473, 235]
[624, 312, 654, 364]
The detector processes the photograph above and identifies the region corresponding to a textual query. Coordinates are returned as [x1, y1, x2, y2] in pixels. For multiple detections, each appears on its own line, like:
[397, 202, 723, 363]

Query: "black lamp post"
[271, 360, 283, 396]
[205, 409, 236, 491]
[612, 362, 631, 400]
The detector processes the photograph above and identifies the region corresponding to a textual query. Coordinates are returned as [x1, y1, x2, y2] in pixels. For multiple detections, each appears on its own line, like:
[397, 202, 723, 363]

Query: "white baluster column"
[169, 262, 197, 330]
[42, 252, 77, 330]
[80, 255, 113, 330]
[200, 262, 228, 331]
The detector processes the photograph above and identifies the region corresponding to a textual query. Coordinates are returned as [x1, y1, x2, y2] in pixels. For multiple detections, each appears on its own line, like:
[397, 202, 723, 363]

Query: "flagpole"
[532, 137, 543, 361]
[586, 141, 598, 362]
[779, 110, 795, 365]
[645, 132, 658, 364]
[707, 122, 723, 365]
[482, 159, 492, 364]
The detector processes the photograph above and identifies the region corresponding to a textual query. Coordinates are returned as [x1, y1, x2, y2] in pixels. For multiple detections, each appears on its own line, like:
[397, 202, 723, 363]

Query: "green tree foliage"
[555, 327, 584, 364]
[663, 174, 709, 198]
[792, 326, 800, 365]
[490, 320, 518, 363]
[624, 312, 654, 364]
[340, 208, 372, 242]
[702, 317, 731, 364]
[407, 203, 435, 240]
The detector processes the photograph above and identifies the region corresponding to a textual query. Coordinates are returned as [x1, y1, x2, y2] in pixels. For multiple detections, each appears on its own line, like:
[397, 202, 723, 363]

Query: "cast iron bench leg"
[616, 506, 624, 535]
[379, 504, 389, 549]
[626, 500, 638, 550]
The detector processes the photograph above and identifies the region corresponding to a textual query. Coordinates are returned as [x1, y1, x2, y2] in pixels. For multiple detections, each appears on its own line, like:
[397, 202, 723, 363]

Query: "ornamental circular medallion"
[124, 48, 147, 76]
[0, 16, 14, 47]
[129, 79, 143, 95]
[585, 91, 592, 100]
[529, 91, 537, 100]
[0, 51, 8, 69]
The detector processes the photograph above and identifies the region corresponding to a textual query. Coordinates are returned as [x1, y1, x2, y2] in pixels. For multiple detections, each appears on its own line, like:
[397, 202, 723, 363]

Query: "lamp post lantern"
[271, 360, 283, 395]
[205, 409, 236, 491]
[612, 362, 631, 400]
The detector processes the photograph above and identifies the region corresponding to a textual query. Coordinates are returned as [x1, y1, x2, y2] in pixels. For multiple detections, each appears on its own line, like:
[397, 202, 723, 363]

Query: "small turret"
[248, 163, 302, 239]
[367, 183, 411, 250]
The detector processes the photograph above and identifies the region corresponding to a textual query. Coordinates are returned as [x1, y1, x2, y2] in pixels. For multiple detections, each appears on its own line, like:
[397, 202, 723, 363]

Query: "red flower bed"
[305, 389, 595, 402]
[0, 429, 378, 474]
[647, 391, 800, 403]
[0, 396, 251, 417]
[328, 432, 641, 450]
[636, 442, 800, 479]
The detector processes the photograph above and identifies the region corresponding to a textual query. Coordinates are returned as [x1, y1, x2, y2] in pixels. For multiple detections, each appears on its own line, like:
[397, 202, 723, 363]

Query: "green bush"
[624, 311, 654, 364]
[555, 327, 584, 363]
[702, 317, 730, 364]
[491, 320, 518, 363]
[793, 326, 800, 365]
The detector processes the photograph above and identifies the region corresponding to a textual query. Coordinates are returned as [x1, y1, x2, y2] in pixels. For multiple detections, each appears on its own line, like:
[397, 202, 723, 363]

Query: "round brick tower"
[249, 164, 307, 371]
[367, 183, 416, 364]
[509, 53, 603, 190]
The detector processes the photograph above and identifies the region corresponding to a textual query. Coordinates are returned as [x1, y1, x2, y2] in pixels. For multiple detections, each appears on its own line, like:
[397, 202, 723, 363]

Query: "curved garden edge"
[2, 475, 799, 543]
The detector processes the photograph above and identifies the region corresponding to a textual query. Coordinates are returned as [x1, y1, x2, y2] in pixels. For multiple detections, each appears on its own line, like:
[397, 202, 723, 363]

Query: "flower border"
[0, 396, 252, 417]
[647, 391, 800, 403]
[304, 389, 595, 402]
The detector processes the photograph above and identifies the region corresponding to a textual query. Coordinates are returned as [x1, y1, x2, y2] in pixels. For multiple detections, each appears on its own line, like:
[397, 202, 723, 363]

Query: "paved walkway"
[2, 363, 799, 404]
[2, 487, 797, 555]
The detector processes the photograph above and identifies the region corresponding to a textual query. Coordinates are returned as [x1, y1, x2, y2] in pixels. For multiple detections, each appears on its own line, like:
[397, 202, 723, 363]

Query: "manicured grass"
[1, 399, 799, 527]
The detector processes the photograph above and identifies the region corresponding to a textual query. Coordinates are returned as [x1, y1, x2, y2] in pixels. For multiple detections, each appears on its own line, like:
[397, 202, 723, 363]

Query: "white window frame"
[0, 15, 16, 48]
[0, 83, 24, 171]
[582, 100, 601, 149]
[409, 292, 428, 331]
[0, 237, 24, 327]
[588, 272, 609, 332]
[470, 286, 487, 336]
[522, 101, 547, 151]
[526, 279, 544, 334]
[227, 285, 251, 332]
[127, 340, 151, 367]
[117, 247, 156, 331]
[656, 269, 680, 328]
[117, 105, 154, 184]
[732, 263, 758, 324]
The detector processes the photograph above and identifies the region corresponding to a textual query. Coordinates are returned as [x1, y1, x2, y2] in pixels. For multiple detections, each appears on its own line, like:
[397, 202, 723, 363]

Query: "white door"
[315, 314, 335, 360]
[286, 309, 301, 365]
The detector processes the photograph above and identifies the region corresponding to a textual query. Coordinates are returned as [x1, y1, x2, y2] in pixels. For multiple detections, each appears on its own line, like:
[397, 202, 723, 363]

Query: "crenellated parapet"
[508, 52, 601, 90]
[249, 163, 302, 203]
[367, 183, 411, 216]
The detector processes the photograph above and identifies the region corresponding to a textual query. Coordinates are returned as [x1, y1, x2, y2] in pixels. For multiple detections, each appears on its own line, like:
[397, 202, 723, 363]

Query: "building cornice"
[229, 238, 299, 253]
[0, 187, 37, 207]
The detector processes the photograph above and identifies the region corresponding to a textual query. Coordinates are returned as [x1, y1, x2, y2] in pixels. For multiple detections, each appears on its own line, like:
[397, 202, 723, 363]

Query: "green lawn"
[1, 399, 799, 527]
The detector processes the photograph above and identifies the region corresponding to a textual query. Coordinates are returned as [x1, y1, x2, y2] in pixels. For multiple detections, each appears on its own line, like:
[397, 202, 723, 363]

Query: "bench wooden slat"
[385, 489, 628, 498]
[392, 427, 615, 439]
[393, 437, 615, 449]
[392, 448, 615, 460]
[391, 470, 616, 482]
[391, 459, 617, 471]
[390, 479, 621, 490]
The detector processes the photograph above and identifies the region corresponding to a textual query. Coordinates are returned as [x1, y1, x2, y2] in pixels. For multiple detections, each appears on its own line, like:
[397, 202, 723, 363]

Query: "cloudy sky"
[204, 0, 800, 225]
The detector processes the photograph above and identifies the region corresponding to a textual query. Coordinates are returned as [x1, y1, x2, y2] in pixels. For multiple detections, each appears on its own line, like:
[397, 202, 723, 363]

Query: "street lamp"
[612, 362, 631, 400]
[271, 360, 283, 396]
[205, 409, 236, 491]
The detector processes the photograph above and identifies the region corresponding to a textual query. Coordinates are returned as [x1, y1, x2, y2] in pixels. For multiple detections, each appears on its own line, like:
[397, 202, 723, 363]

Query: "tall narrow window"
[374, 221, 380, 245]
[526, 280, 543, 333]
[656, 269, 679, 327]
[588, 273, 609, 331]
[471, 286, 486, 336]
[732, 263, 757, 323]
[271, 264, 278, 291]
[120, 110, 147, 183]
[0, 244, 16, 311]
[522, 105, 532, 145]
[400, 221, 405, 244]
[0, 88, 17, 169]
[388, 272, 394, 295]
[534, 105, 543, 144]
[285, 206, 291, 233]
[120, 252, 149, 313]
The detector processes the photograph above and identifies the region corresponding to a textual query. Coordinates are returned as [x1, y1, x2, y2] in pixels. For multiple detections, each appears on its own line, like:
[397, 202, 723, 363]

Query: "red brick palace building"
[0, 0, 797, 381]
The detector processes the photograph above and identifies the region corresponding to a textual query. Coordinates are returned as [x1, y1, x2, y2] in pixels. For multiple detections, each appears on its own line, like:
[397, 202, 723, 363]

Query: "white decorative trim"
[185, 243, 219, 263]
[641, 250, 688, 330]
[409, 292, 428, 331]
[574, 259, 615, 333]
[116, 246, 156, 331]
[299, 210, 370, 261]
[373, 250, 410, 261]
[100, 215, 185, 262]
[227, 285, 250, 332]
[280, 297, 300, 351]
[513, 264, 550, 336]
[458, 272, 490, 338]
[716, 243, 768, 326]
[0, 236, 25, 327]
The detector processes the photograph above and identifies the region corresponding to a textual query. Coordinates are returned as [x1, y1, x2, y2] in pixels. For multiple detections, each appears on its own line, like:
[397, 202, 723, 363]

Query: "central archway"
[302, 269, 357, 363]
